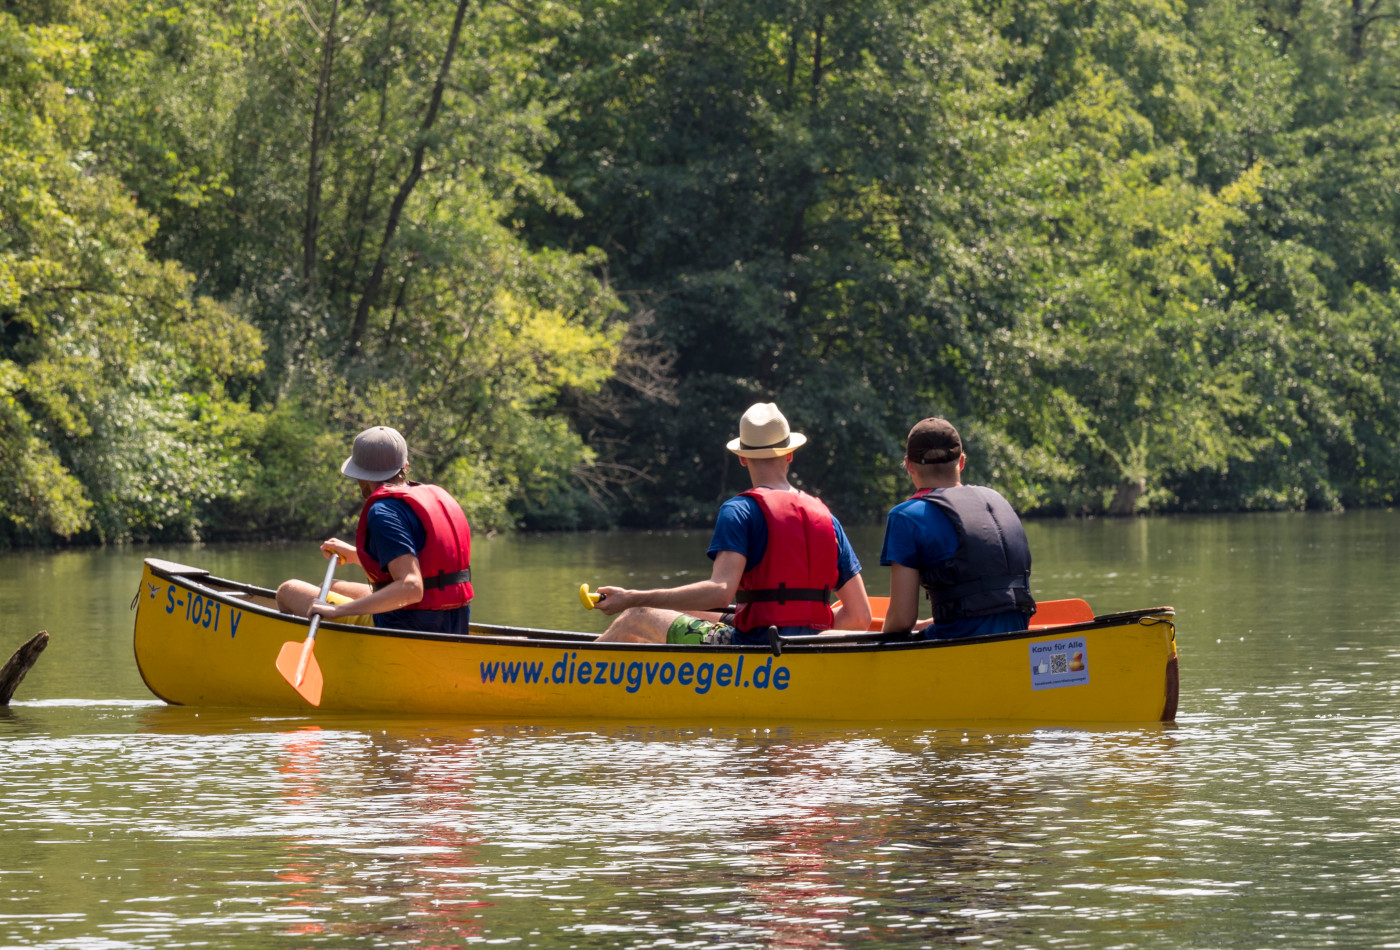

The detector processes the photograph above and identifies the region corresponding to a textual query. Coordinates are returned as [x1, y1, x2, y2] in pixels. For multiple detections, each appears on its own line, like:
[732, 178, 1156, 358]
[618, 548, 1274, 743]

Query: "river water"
[2, 512, 1398, 948]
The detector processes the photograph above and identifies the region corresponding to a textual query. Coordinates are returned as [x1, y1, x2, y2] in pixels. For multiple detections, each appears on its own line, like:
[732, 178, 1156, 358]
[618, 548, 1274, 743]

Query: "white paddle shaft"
[295, 555, 340, 686]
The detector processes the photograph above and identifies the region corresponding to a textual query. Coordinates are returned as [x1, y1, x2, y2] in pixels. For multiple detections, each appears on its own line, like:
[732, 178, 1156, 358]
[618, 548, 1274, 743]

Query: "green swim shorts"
[665, 615, 738, 645]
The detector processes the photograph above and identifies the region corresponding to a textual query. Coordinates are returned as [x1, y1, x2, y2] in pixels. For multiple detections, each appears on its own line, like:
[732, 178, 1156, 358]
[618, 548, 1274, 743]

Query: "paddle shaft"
[294, 556, 340, 686]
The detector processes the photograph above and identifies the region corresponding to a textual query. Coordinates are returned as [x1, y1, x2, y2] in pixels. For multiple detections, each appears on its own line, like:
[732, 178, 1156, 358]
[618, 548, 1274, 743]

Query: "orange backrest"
[851, 595, 1094, 632]
[865, 595, 890, 629]
[1028, 598, 1094, 628]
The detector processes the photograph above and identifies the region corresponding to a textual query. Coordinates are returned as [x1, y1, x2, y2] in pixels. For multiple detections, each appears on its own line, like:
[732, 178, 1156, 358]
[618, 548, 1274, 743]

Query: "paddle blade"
[276, 640, 324, 706]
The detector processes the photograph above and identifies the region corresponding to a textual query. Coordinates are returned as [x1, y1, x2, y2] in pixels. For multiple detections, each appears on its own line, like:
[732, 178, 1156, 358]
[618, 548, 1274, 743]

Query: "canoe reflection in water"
[275, 726, 328, 938]
[266, 720, 493, 943]
[122, 713, 1178, 947]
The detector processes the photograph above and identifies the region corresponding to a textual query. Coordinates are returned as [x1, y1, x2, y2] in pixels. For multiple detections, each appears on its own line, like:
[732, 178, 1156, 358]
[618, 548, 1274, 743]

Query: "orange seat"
[1027, 598, 1094, 628]
[852, 595, 1094, 632]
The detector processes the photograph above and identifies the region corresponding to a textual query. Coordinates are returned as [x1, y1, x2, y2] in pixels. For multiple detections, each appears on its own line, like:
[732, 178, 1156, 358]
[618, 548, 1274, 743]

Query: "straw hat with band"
[341, 426, 409, 481]
[726, 403, 808, 459]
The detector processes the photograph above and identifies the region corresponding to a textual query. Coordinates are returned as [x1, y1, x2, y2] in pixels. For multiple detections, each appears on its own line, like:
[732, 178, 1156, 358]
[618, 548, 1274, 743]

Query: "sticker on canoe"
[479, 651, 791, 696]
[1029, 636, 1089, 690]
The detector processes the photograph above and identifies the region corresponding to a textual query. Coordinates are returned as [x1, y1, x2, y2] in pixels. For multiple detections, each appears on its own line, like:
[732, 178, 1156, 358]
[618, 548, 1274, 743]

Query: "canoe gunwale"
[769, 607, 1175, 654]
[144, 559, 1175, 657]
[144, 561, 599, 643]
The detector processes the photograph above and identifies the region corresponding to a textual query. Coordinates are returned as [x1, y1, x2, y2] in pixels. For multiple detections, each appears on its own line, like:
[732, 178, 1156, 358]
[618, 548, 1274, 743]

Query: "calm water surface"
[3, 513, 1399, 948]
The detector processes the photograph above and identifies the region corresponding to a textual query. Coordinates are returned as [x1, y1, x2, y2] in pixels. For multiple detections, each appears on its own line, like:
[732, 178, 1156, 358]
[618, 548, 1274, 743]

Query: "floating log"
[0, 631, 48, 705]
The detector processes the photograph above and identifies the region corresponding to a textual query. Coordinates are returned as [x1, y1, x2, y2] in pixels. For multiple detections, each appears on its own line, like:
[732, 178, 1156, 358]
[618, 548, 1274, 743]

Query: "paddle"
[578, 583, 737, 617]
[276, 555, 340, 706]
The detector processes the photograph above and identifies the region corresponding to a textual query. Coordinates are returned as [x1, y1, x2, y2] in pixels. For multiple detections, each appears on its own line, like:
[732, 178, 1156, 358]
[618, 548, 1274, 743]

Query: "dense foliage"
[533, 0, 1400, 522]
[3, 0, 1400, 542]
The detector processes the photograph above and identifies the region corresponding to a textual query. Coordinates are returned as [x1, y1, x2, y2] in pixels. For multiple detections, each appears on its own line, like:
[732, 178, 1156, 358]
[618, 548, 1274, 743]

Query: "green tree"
[0, 11, 263, 543]
[76, 0, 623, 533]
[533, 0, 1400, 521]
[532, 0, 1031, 523]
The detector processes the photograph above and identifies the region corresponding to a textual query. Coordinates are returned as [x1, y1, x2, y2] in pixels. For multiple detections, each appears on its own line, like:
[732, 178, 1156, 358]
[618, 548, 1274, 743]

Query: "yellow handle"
[578, 583, 602, 610]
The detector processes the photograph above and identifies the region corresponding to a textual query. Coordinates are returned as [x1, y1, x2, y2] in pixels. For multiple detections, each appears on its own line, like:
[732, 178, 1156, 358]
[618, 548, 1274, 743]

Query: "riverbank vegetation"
[3, 0, 1400, 543]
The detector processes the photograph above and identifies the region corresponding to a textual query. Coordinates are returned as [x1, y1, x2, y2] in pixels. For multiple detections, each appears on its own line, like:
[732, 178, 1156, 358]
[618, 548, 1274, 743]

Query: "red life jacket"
[733, 488, 838, 632]
[354, 482, 473, 610]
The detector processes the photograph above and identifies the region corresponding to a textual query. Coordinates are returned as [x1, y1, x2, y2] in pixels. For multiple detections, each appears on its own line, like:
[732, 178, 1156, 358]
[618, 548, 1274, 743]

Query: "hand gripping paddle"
[276, 555, 340, 706]
[578, 583, 604, 610]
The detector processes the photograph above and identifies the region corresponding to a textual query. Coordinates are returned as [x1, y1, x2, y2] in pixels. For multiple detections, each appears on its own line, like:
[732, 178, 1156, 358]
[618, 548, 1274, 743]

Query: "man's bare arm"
[881, 563, 931, 633]
[830, 572, 873, 631]
[310, 553, 425, 619]
[595, 551, 747, 616]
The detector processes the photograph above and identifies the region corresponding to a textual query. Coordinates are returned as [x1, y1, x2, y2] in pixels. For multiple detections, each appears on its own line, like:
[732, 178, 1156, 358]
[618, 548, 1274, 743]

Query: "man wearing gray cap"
[880, 417, 1034, 639]
[276, 425, 474, 634]
[595, 402, 871, 644]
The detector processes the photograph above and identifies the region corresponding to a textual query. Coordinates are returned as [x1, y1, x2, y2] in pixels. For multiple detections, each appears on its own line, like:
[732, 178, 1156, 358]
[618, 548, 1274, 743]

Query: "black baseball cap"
[906, 418, 962, 465]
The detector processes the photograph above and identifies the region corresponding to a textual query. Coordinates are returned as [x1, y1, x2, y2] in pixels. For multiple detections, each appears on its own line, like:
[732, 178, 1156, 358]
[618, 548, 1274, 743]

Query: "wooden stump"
[0, 631, 48, 705]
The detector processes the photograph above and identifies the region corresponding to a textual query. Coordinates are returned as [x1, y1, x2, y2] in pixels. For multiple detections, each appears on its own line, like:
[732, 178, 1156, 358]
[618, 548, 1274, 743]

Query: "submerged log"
[0, 631, 48, 705]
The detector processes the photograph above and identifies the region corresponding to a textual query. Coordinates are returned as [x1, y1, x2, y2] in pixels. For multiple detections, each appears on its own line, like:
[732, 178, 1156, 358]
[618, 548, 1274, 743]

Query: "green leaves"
[0, 11, 264, 542]
[6, 0, 626, 537]
[535, 0, 1400, 521]
[7, 0, 1400, 541]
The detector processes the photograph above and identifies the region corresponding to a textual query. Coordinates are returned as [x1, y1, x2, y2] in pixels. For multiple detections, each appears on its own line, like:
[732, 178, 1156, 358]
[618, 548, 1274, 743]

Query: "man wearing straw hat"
[276, 425, 474, 634]
[879, 417, 1034, 639]
[595, 403, 872, 644]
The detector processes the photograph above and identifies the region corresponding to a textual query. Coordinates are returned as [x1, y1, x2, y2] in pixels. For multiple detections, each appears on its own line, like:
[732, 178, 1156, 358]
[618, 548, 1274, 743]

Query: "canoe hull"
[133, 560, 1178, 723]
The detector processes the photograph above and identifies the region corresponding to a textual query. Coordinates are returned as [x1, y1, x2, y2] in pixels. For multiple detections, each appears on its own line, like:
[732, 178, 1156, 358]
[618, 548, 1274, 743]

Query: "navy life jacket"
[913, 485, 1034, 624]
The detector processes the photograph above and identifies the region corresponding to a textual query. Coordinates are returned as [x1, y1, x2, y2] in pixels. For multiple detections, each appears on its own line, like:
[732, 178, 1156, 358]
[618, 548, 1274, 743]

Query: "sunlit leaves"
[0, 11, 264, 542]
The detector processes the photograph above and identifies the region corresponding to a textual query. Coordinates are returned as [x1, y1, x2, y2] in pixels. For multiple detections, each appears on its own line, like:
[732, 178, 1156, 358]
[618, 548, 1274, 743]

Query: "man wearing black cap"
[879, 418, 1035, 639]
[276, 425, 474, 634]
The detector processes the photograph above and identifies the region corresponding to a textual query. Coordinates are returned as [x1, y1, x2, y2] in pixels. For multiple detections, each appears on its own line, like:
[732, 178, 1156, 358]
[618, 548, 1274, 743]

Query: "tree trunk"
[343, 6, 396, 306]
[1352, 0, 1367, 60]
[349, 0, 471, 352]
[769, 10, 825, 385]
[1349, 0, 1396, 61]
[303, 0, 342, 290]
[1107, 477, 1146, 517]
[786, 26, 798, 100]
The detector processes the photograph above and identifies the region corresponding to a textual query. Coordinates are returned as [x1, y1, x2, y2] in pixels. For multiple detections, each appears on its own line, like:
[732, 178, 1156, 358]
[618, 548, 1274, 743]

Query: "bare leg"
[276, 578, 372, 617]
[596, 607, 688, 643]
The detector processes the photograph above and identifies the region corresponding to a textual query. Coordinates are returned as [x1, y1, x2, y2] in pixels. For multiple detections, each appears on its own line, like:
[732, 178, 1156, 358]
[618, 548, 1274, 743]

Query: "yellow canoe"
[132, 558, 1179, 723]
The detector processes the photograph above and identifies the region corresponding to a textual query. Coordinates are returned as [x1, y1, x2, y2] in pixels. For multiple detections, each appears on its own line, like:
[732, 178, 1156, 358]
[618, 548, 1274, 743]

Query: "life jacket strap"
[736, 583, 831, 605]
[373, 567, 471, 592]
[425, 568, 471, 590]
[928, 572, 1030, 602]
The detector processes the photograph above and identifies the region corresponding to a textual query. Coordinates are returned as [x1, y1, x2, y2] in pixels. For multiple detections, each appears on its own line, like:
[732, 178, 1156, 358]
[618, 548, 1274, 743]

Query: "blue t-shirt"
[364, 498, 471, 636]
[880, 496, 1028, 641]
[707, 493, 862, 643]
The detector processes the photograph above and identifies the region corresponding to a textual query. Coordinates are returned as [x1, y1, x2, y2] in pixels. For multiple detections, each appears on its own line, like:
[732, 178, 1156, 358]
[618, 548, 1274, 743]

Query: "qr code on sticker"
[1050, 653, 1069, 674]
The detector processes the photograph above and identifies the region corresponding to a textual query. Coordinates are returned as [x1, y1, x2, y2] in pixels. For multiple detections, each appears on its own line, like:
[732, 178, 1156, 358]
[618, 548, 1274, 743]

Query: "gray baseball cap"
[341, 426, 408, 481]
